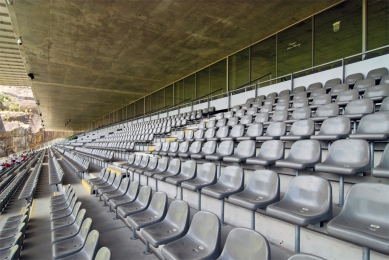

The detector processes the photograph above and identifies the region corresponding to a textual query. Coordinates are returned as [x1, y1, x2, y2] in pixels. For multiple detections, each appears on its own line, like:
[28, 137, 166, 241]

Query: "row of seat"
[50, 184, 111, 260]
[18, 151, 44, 203]
[0, 203, 31, 260]
[61, 151, 90, 178]
[0, 168, 29, 213]
[74, 147, 114, 162]
[48, 148, 65, 187]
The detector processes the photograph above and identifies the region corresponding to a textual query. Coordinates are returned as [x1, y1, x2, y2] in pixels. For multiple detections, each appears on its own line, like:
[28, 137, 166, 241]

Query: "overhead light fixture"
[17, 37, 22, 45]
[28, 73, 34, 80]
[7, 0, 13, 5]
[39, 113, 42, 116]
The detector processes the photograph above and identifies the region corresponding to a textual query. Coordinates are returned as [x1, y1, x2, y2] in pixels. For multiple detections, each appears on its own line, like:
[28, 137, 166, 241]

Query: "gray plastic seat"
[228, 170, 279, 229]
[275, 140, 321, 173]
[381, 74, 389, 85]
[327, 183, 389, 256]
[58, 230, 99, 260]
[181, 163, 217, 191]
[108, 181, 139, 218]
[366, 67, 388, 83]
[363, 84, 389, 102]
[207, 126, 229, 141]
[143, 157, 169, 177]
[117, 186, 152, 219]
[288, 253, 325, 260]
[127, 154, 145, 170]
[89, 171, 111, 186]
[227, 116, 239, 127]
[349, 113, 389, 140]
[182, 130, 194, 141]
[345, 73, 363, 87]
[51, 204, 83, 231]
[154, 159, 181, 181]
[179, 141, 201, 158]
[206, 120, 216, 129]
[51, 190, 75, 208]
[255, 95, 265, 103]
[309, 88, 326, 100]
[251, 101, 262, 108]
[188, 129, 204, 142]
[265, 110, 287, 124]
[191, 141, 216, 159]
[309, 94, 331, 109]
[260, 104, 273, 113]
[51, 197, 79, 221]
[93, 173, 116, 192]
[274, 102, 289, 111]
[266, 176, 332, 252]
[343, 99, 374, 120]
[284, 107, 311, 123]
[312, 103, 339, 122]
[52, 218, 92, 260]
[125, 192, 168, 239]
[169, 142, 189, 157]
[310, 116, 350, 141]
[0, 245, 19, 260]
[246, 107, 258, 115]
[246, 140, 284, 166]
[291, 86, 306, 95]
[137, 157, 158, 174]
[379, 96, 389, 112]
[335, 89, 359, 106]
[220, 124, 244, 141]
[235, 109, 245, 117]
[329, 83, 348, 97]
[236, 123, 263, 141]
[51, 209, 87, 243]
[205, 140, 234, 161]
[223, 140, 256, 163]
[240, 115, 252, 125]
[256, 122, 286, 141]
[97, 175, 122, 198]
[195, 128, 215, 142]
[141, 200, 190, 250]
[216, 228, 270, 260]
[51, 184, 73, 202]
[288, 98, 308, 111]
[152, 143, 162, 155]
[281, 119, 314, 140]
[215, 113, 224, 120]
[95, 247, 111, 260]
[0, 231, 22, 253]
[166, 160, 197, 185]
[324, 78, 341, 89]
[371, 143, 389, 178]
[102, 178, 130, 205]
[224, 111, 234, 119]
[0, 223, 25, 241]
[293, 91, 307, 100]
[253, 112, 269, 123]
[161, 211, 220, 260]
[354, 78, 375, 93]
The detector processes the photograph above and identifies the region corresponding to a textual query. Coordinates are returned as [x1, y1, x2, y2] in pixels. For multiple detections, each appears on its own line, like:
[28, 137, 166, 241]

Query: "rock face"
[0, 85, 74, 157]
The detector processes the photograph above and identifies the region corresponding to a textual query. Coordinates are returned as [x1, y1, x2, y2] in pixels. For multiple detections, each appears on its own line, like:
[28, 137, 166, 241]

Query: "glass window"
[210, 59, 227, 98]
[251, 35, 277, 87]
[127, 104, 134, 119]
[315, 1, 362, 66]
[174, 80, 184, 106]
[165, 84, 173, 108]
[228, 48, 250, 90]
[368, 0, 389, 51]
[145, 95, 151, 114]
[135, 99, 144, 117]
[151, 89, 164, 112]
[196, 67, 210, 100]
[278, 19, 312, 77]
[184, 74, 195, 103]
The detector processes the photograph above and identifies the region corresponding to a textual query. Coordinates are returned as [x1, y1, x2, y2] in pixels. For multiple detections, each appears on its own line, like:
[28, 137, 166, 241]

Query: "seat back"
[169, 142, 179, 153]
[165, 200, 190, 232]
[79, 218, 93, 242]
[380, 97, 389, 112]
[292, 86, 306, 95]
[185, 130, 194, 139]
[344, 99, 374, 115]
[324, 78, 341, 89]
[219, 166, 244, 189]
[289, 119, 314, 136]
[335, 89, 358, 103]
[325, 139, 370, 167]
[247, 170, 280, 202]
[366, 67, 388, 80]
[74, 208, 87, 228]
[105, 172, 116, 186]
[317, 116, 350, 135]
[355, 113, 389, 134]
[312, 94, 331, 106]
[246, 107, 258, 115]
[178, 142, 189, 153]
[194, 130, 204, 139]
[254, 112, 269, 123]
[216, 126, 229, 138]
[118, 178, 130, 193]
[279, 89, 290, 97]
[293, 98, 309, 108]
[148, 192, 168, 218]
[234, 140, 256, 158]
[363, 84, 389, 99]
[102, 171, 111, 182]
[127, 181, 139, 198]
[315, 103, 339, 117]
[274, 102, 289, 111]
[147, 157, 158, 170]
[156, 157, 169, 172]
[81, 230, 100, 260]
[224, 111, 234, 118]
[310, 88, 326, 98]
[215, 113, 224, 120]
[251, 101, 262, 108]
[188, 141, 201, 154]
[381, 74, 389, 85]
[181, 160, 197, 178]
[111, 175, 122, 189]
[227, 116, 239, 126]
[7, 245, 19, 260]
[71, 202, 82, 218]
[218, 228, 270, 260]
[260, 105, 272, 113]
[139, 156, 150, 168]
[161, 142, 170, 153]
[240, 115, 252, 125]
[267, 92, 277, 99]
[287, 140, 321, 163]
[229, 125, 245, 138]
[345, 73, 363, 86]
[207, 120, 216, 128]
[264, 122, 286, 137]
[216, 118, 227, 127]
[235, 109, 245, 117]
[198, 162, 217, 183]
[293, 91, 307, 100]
[95, 247, 111, 260]
[246, 98, 255, 103]
[188, 211, 220, 258]
[246, 123, 263, 137]
[204, 128, 216, 139]
[354, 78, 375, 91]
[216, 140, 234, 156]
[271, 110, 288, 122]
[330, 84, 349, 95]
[202, 141, 216, 155]
[166, 159, 181, 174]
[137, 186, 152, 207]
[257, 140, 284, 160]
[255, 95, 265, 102]
[153, 143, 162, 152]
[291, 107, 311, 120]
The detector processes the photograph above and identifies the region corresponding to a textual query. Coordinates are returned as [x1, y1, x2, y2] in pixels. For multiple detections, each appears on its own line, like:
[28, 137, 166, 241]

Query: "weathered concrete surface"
[6, 0, 342, 130]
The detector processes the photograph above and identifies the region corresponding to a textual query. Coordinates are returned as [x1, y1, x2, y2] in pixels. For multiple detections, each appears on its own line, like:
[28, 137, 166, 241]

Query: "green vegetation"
[9, 103, 20, 112]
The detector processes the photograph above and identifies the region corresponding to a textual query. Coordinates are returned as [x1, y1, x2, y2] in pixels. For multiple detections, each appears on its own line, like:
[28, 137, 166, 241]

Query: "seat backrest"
[363, 84, 389, 99]
[218, 228, 270, 260]
[324, 78, 341, 89]
[185, 130, 194, 139]
[355, 113, 389, 134]
[335, 89, 358, 103]
[274, 102, 289, 111]
[235, 109, 245, 117]
[289, 119, 314, 136]
[234, 140, 256, 158]
[287, 140, 321, 162]
[153, 143, 162, 152]
[265, 122, 286, 137]
[366, 67, 388, 80]
[178, 142, 189, 153]
[246, 170, 280, 201]
[246, 98, 255, 103]
[255, 95, 265, 102]
[207, 120, 216, 128]
[137, 186, 152, 206]
[102, 171, 111, 182]
[79, 218, 93, 241]
[82, 230, 100, 260]
[229, 125, 245, 138]
[164, 200, 190, 233]
[271, 110, 288, 122]
[380, 97, 389, 112]
[219, 166, 244, 189]
[198, 162, 217, 182]
[354, 78, 375, 91]
[310, 88, 326, 98]
[216, 118, 227, 127]
[167, 159, 181, 174]
[293, 91, 307, 100]
[139, 156, 149, 168]
[318, 116, 351, 135]
[231, 105, 241, 112]
[204, 128, 216, 139]
[156, 157, 169, 172]
[194, 130, 204, 139]
[330, 83, 349, 95]
[240, 115, 253, 125]
[325, 139, 370, 166]
[148, 192, 168, 216]
[216, 140, 234, 156]
[118, 178, 130, 193]
[279, 89, 290, 97]
[224, 111, 234, 119]
[189, 141, 202, 154]
[227, 117, 239, 126]
[292, 86, 306, 95]
[106, 172, 116, 185]
[215, 113, 224, 120]
[127, 181, 139, 198]
[344, 99, 373, 115]
[284, 176, 331, 214]
[260, 105, 273, 113]
[202, 141, 216, 155]
[312, 94, 331, 106]
[161, 142, 170, 153]
[75, 209, 87, 228]
[345, 73, 363, 86]
[246, 107, 258, 115]
[257, 140, 284, 161]
[381, 74, 389, 85]
[291, 107, 311, 120]
[251, 101, 262, 108]
[293, 97, 309, 108]
[181, 160, 197, 178]
[216, 126, 229, 138]
[169, 142, 179, 153]
[95, 247, 111, 260]
[147, 157, 158, 170]
[307, 82, 322, 92]
[71, 202, 82, 218]
[188, 211, 220, 256]
[267, 92, 277, 99]
[254, 112, 268, 123]
[246, 123, 263, 137]
[315, 103, 339, 117]
[112, 175, 122, 188]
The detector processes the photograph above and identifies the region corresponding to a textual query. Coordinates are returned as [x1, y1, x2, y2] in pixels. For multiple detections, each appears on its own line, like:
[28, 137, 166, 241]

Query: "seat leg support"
[251, 210, 255, 230]
[295, 225, 300, 253]
[295, 170, 299, 176]
[198, 190, 201, 211]
[143, 241, 152, 255]
[113, 209, 118, 220]
[180, 187, 183, 200]
[156, 179, 158, 191]
[130, 228, 138, 240]
[339, 175, 344, 207]
[217, 161, 221, 178]
[146, 177, 149, 186]
[107, 204, 111, 213]
[362, 246, 370, 260]
[132, 171, 134, 182]
[369, 142, 374, 169]
[221, 198, 226, 226]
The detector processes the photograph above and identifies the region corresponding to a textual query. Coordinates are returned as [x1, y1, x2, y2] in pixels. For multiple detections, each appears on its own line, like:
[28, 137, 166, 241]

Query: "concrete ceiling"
[5, 0, 341, 131]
